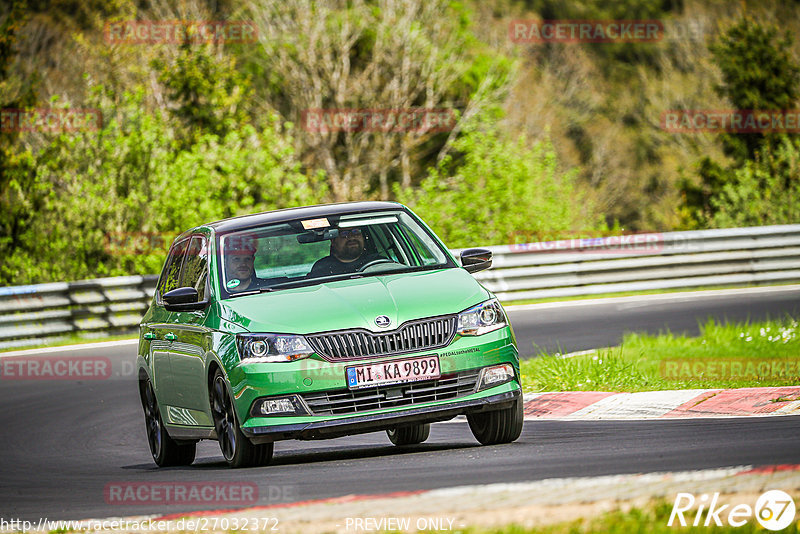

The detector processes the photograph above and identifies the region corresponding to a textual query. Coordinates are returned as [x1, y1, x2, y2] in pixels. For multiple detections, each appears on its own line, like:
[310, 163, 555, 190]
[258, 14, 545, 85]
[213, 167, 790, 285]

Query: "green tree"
[152, 40, 252, 147]
[710, 18, 799, 162]
[709, 137, 800, 227]
[0, 0, 41, 283]
[680, 17, 800, 227]
[396, 120, 604, 248]
[0, 87, 325, 285]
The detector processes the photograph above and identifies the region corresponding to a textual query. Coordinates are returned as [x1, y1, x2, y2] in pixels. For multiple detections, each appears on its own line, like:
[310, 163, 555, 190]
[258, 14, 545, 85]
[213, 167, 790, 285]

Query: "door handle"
[164, 332, 177, 342]
[143, 332, 156, 340]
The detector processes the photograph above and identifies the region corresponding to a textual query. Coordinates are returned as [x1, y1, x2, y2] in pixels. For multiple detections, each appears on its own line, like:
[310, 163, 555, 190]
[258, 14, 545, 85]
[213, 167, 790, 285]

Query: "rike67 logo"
[669, 490, 796, 531]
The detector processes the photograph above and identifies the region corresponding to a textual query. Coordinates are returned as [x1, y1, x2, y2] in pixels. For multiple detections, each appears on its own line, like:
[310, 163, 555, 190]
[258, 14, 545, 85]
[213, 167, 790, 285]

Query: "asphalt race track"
[508, 286, 800, 356]
[1, 287, 799, 521]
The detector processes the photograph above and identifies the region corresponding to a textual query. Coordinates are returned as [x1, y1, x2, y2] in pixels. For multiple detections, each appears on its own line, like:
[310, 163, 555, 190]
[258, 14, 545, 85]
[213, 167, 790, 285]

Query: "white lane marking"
[773, 400, 800, 415]
[0, 338, 138, 358]
[564, 389, 711, 419]
[426, 466, 752, 499]
[504, 284, 800, 312]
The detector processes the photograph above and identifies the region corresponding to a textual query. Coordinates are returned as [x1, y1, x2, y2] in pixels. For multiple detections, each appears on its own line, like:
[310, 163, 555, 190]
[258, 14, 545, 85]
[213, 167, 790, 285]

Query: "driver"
[224, 239, 261, 291]
[310, 227, 383, 276]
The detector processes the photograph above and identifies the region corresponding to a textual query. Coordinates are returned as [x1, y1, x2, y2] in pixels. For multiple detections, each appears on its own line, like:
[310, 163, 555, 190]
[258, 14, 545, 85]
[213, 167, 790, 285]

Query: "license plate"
[346, 355, 440, 389]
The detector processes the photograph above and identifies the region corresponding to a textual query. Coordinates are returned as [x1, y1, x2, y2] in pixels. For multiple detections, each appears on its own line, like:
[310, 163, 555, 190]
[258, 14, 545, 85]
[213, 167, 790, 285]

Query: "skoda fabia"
[137, 202, 522, 467]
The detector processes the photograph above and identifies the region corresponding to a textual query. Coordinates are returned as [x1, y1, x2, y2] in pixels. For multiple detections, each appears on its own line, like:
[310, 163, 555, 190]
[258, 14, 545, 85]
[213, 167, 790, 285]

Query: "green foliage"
[522, 0, 676, 73]
[6, 1, 800, 286]
[710, 17, 800, 161]
[152, 41, 253, 146]
[709, 137, 800, 227]
[396, 121, 604, 248]
[0, 0, 40, 283]
[0, 87, 325, 285]
[680, 16, 800, 227]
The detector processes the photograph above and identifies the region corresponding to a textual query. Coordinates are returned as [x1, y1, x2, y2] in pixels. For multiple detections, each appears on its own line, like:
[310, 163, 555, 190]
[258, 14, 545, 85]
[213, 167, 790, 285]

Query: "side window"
[158, 239, 189, 297]
[178, 236, 208, 300]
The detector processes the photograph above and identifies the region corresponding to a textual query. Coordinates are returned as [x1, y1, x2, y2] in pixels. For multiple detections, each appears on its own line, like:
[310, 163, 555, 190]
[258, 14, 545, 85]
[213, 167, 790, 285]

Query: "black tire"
[387, 423, 430, 445]
[210, 370, 273, 468]
[467, 397, 523, 445]
[140, 378, 196, 467]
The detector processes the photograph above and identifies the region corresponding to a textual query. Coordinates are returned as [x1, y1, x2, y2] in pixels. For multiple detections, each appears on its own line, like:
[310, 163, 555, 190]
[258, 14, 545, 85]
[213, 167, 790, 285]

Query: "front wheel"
[467, 398, 523, 445]
[210, 370, 273, 468]
[140, 378, 196, 467]
[387, 423, 430, 445]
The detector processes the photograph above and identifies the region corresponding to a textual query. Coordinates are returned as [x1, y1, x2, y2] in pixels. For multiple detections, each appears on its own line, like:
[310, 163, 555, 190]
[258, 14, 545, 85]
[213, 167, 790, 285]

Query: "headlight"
[457, 299, 507, 336]
[236, 334, 314, 363]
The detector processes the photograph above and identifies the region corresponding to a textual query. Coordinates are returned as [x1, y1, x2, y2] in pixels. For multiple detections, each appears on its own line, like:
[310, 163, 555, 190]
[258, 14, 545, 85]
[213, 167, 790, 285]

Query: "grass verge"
[520, 316, 800, 392]
[447, 500, 800, 533]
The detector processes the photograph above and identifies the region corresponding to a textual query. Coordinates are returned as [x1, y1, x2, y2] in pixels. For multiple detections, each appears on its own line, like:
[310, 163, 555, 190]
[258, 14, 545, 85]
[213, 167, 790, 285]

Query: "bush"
[0, 87, 325, 285]
[710, 137, 800, 227]
[396, 122, 604, 248]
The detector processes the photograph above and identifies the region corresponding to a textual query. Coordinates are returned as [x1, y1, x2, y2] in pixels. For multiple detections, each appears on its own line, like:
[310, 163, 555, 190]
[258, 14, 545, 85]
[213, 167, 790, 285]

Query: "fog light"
[261, 398, 293, 414]
[251, 395, 308, 417]
[477, 364, 515, 391]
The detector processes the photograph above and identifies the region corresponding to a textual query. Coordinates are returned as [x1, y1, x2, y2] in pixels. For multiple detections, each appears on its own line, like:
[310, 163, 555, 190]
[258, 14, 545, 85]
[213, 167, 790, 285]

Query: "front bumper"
[241, 389, 520, 444]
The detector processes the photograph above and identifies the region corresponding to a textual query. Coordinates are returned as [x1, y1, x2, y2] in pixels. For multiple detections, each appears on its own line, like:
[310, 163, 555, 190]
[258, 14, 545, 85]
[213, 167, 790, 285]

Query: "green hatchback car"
[137, 201, 522, 468]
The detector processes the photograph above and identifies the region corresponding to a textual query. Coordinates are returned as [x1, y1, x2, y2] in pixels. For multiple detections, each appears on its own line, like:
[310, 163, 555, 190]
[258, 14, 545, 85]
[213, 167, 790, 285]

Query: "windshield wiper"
[227, 289, 261, 298]
[228, 287, 276, 298]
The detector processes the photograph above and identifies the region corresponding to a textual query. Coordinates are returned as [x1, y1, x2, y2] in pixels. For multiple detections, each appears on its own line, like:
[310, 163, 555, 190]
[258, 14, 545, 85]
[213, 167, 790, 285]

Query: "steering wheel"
[357, 258, 397, 272]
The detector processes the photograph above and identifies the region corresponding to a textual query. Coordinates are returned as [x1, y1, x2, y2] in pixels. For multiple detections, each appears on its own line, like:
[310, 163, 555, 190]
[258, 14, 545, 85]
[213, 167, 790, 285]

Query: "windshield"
[216, 210, 454, 298]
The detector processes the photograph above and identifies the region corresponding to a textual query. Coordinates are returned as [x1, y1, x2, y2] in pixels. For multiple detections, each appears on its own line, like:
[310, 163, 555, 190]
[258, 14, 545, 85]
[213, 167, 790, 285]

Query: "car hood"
[217, 268, 490, 334]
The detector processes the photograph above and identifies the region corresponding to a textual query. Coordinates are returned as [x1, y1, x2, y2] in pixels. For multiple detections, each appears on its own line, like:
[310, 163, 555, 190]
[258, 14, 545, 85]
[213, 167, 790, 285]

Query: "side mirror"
[460, 248, 492, 274]
[162, 287, 207, 312]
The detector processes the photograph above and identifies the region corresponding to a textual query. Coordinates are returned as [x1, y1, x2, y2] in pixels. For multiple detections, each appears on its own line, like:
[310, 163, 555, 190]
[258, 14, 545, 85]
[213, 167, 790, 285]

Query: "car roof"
[200, 201, 406, 234]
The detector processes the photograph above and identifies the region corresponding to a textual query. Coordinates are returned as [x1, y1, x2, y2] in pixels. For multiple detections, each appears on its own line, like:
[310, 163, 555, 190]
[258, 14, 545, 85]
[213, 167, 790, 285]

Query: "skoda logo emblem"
[375, 315, 391, 328]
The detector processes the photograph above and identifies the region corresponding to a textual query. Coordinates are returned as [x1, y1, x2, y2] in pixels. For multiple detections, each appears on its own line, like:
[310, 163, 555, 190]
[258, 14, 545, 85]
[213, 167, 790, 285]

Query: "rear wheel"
[387, 423, 430, 445]
[210, 370, 273, 468]
[467, 398, 523, 445]
[140, 378, 196, 467]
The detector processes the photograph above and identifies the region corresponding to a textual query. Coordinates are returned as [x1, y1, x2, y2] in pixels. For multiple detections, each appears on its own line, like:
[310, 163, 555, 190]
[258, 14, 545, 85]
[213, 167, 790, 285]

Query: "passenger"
[224, 240, 260, 291]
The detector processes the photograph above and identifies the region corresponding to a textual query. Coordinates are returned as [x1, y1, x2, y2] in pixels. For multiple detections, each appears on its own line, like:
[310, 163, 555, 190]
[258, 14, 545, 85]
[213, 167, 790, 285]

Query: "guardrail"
[0, 276, 158, 350]
[466, 224, 800, 301]
[1, 225, 798, 349]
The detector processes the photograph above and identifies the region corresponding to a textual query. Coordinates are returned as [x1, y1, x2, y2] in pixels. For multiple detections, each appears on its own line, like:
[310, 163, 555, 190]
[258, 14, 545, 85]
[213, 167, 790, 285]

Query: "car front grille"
[306, 315, 458, 362]
[300, 368, 480, 416]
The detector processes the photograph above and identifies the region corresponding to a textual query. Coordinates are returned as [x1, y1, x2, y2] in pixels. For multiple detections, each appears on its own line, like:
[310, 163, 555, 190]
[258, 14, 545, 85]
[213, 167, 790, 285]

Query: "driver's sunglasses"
[338, 228, 363, 238]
